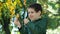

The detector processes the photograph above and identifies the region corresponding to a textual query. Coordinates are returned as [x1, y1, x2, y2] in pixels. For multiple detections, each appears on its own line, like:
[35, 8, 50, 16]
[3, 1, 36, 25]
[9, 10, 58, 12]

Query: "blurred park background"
[0, 0, 60, 34]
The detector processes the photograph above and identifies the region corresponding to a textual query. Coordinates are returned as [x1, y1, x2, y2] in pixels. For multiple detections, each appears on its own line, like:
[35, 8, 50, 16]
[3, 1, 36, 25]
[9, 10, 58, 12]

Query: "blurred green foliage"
[0, 0, 60, 34]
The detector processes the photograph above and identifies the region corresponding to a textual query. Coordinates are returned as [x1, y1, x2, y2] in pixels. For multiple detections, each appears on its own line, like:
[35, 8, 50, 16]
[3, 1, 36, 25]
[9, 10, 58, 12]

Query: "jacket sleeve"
[18, 24, 28, 34]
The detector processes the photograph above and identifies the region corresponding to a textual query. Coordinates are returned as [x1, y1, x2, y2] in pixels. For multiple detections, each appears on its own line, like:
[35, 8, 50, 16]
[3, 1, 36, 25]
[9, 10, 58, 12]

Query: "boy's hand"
[14, 18, 21, 28]
[24, 18, 29, 25]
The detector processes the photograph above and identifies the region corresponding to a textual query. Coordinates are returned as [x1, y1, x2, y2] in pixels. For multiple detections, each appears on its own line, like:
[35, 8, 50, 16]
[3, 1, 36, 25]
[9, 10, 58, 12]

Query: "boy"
[14, 3, 47, 34]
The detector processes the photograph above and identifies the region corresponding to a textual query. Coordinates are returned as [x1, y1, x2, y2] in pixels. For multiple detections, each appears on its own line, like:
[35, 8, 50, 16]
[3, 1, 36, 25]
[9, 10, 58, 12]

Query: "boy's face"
[28, 8, 41, 21]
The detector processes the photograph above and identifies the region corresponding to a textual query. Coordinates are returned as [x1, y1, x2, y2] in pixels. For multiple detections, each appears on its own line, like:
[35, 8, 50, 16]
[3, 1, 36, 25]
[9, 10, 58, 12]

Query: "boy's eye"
[31, 12, 34, 13]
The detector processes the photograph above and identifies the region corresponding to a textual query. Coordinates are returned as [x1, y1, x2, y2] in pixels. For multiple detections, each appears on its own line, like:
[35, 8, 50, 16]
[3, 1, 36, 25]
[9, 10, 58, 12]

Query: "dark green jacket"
[19, 18, 47, 34]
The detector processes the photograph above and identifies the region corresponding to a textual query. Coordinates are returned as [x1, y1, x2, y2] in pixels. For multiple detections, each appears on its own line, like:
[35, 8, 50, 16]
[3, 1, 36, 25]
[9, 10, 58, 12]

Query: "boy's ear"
[38, 11, 41, 15]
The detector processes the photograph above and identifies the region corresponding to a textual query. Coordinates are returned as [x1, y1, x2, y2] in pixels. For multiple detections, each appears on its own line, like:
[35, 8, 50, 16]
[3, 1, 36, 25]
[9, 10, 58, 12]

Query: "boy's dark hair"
[28, 3, 42, 12]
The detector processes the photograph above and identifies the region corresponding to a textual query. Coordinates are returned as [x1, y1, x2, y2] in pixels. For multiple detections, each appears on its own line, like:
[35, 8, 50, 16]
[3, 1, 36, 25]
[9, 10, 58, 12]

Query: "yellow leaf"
[10, 6, 15, 12]
[24, 0, 26, 5]
[14, 1, 17, 6]
[11, 11, 15, 15]
[16, 14, 20, 18]
[20, 4, 22, 7]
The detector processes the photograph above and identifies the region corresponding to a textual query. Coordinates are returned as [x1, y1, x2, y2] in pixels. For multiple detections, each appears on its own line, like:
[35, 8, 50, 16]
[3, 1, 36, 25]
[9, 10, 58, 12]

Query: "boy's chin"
[30, 19, 35, 21]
